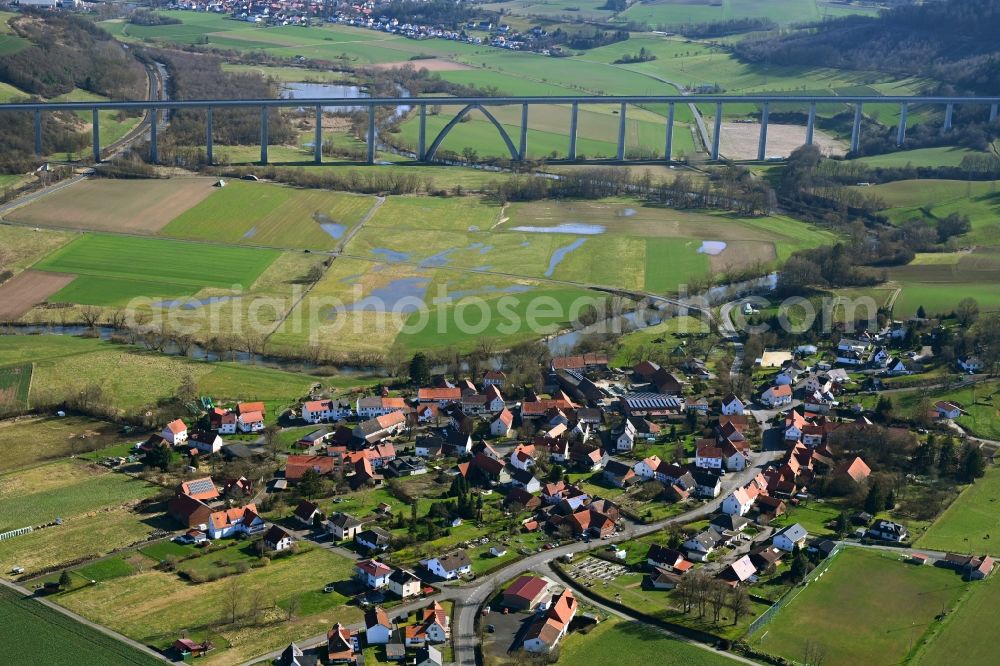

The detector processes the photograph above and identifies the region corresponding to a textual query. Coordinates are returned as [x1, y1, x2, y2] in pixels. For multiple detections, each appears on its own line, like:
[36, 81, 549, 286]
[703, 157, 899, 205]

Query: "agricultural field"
[0, 335, 333, 421]
[0, 415, 123, 473]
[0, 586, 163, 666]
[557, 616, 740, 666]
[618, 0, 878, 29]
[55, 546, 363, 666]
[162, 181, 378, 250]
[915, 467, 1000, 554]
[0, 362, 31, 414]
[750, 548, 969, 666]
[852, 146, 989, 168]
[32, 234, 280, 306]
[6, 177, 218, 234]
[913, 568, 1000, 666]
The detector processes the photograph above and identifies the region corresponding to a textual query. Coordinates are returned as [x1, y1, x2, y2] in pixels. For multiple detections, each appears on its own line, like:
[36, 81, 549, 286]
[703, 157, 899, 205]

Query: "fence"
[0, 526, 33, 541]
[746, 543, 843, 636]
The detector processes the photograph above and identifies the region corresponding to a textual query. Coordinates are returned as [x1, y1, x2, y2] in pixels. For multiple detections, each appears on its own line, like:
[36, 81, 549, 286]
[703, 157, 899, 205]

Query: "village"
[49, 305, 991, 665]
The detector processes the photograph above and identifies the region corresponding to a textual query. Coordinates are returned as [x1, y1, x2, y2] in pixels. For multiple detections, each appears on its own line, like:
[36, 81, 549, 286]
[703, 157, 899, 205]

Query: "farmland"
[162, 181, 378, 250]
[33, 234, 280, 306]
[750, 548, 969, 666]
[0, 362, 31, 414]
[915, 467, 1000, 554]
[557, 616, 740, 666]
[55, 546, 362, 666]
[0, 586, 163, 666]
[0, 415, 123, 473]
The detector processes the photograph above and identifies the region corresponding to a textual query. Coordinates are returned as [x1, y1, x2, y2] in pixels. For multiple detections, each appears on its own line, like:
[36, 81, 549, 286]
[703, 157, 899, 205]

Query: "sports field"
[751, 548, 969, 666]
[0, 586, 163, 666]
[6, 177, 218, 233]
[33, 234, 280, 306]
[162, 181, 378, 250]
[915, 467, 1000, 554]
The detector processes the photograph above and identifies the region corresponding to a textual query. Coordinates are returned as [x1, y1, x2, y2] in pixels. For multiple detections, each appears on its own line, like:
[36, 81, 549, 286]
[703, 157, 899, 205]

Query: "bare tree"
[80, 305, 102, 329]
[802, 639, 827, 666]
[247, 586, 266, 625]
[225, 577, 241, 625]
[728, 585, 751, 626]
[107, 309, 127, 330]
[708, 579, 729, 624]
[285, 594, 301, 622]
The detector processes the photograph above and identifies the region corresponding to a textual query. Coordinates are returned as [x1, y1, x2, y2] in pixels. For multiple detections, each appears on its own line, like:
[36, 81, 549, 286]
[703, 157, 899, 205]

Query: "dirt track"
[0, 270, 76, 321]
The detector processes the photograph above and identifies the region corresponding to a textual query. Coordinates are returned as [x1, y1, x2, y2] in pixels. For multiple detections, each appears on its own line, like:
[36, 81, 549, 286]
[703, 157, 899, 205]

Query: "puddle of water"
[242, 227, 257, 239]
[336, 277, 429, 314]
[621, 208, 637, 217]
[545, 238, 587, 277]
[151, 296, 235, 310]
[697, 241, 728, 256]
[371, 248, 411, 263]
[468, 225, 479, 231]
[420, 248, 459, 268]
[520, 241, 531, 247]
[512, 223, 605, 235]
[314, 212, 347, 239]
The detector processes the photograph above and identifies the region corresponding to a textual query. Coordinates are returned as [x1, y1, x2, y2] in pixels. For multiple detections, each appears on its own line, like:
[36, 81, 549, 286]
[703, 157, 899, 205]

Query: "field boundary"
[747, 543, 843, 636]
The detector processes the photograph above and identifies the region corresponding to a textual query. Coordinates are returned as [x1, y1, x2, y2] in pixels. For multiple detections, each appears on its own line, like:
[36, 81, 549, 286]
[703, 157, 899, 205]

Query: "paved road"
[719, 301, 743, 379]
[450, 452, 782, 665]
[0, 577, 175, 664]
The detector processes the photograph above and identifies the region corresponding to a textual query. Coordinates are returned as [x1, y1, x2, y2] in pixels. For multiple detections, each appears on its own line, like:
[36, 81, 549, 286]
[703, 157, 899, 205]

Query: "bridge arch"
[425, 103, 519, 162]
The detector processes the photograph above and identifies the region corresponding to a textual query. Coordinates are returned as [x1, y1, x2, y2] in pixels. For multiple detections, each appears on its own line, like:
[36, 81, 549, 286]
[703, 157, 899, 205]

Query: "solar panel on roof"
[186, 479, 215, 495]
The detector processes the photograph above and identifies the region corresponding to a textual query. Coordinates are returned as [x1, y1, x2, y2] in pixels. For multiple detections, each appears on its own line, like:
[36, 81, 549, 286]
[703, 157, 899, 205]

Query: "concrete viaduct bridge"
[2, 94, 998, 165]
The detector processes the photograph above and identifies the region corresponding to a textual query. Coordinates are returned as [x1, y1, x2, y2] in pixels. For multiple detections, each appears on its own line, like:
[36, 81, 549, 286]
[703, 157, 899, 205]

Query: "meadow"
[557, 616, 740, 666]
[618, 0, 878, 29]
[896, 380, 1000, 441]
[0, 415, 122, 473]
[0, 362, 31, 414]
[56, 546, 362, 666]
[33, 234, 280, 306]
[611, 315, 709, 367]
[853, 146, 988, 168]
[162, 180, 378, 250]
[915, 467, 1000, 554]
[0, 586, 163, 666]
[750, 548, 969, 666]
[913, 569, 1000, 666]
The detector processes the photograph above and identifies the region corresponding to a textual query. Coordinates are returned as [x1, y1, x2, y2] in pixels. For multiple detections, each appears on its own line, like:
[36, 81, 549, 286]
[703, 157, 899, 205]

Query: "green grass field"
[915, 467, 1000, 554]
[34, 234, 280, 306]
[751, 548, 969, 666]
[558, 616, 740, 665]
[895, 380, 1000, 441]
[162, 181, 376, 250]
[914, 568, 1000, 666]
[611, 315, 708, 366]
[0, 362, 31, 414]
[854, 146, 989, 168]
[619, 0, 877, 29]
[0, 415, 122, 473]
[0, 586, 163, 666]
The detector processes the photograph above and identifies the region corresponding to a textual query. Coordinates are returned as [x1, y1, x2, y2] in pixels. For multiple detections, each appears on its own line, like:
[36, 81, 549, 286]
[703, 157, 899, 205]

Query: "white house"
[327, 512, 363, 540]
[522, 590, 576, 653]
[490, 408, 514, 438]
[161, 419, 188, 445]
[207, 505, 265, 540]
[356, 396, 407, 419]
[682, 531, 716, 562]
[388, 568, 422, 598]
[365, 607, 393, 645]
[633, 455, 662, 481]
[263, 525, 294, 552]
[935, 401, 963, 420]
[761, 384, 793, 408]
[721, 487, 754, 517]
[356, 559, 392, 589]
[720, 394, 744, 416]
[189, 431, 223, 455]
[772, 523, 808, 552]
[422, 552, 472, 580]
[237, 410, 265, 433]
[958, 356, 984, 373]
[302, 399, 350, 423]
[695, 441, 723, 470]
[509, 444, 535, 471]
[616, 419, 636, 452]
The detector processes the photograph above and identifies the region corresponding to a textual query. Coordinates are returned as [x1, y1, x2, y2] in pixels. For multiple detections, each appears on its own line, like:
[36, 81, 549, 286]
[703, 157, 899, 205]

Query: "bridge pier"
[896, 102, 908, 146]
[92, 109, 100, 162]
[850, 103, 863, 153]
[805, 102, 816, 146]
[943, 103, 954, 131]
[367, 106, 376, 165]
[757, 103, 769, 161]
[314, 105, 323, 164]
[260, 106, 269, 164]
[711, 102, 722, 160]
[991, 104, 999, 122]
[149, 108, 158, 163]
[418, 104, 426, 161]
[519, 103, 528, 161]
[206, 108, 213, 165]
[664, 102, 675, 162]
[568, 102, 578, 161]
[617, 102, 627, 161]
[34, 109, 42, 156]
